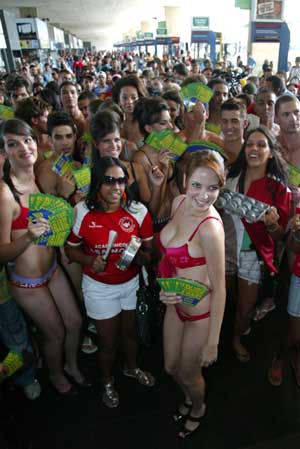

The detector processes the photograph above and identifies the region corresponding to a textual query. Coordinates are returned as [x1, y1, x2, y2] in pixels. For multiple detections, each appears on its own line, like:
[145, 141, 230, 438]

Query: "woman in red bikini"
[0, 118, 86, 395]
[158, 150, 226, 438]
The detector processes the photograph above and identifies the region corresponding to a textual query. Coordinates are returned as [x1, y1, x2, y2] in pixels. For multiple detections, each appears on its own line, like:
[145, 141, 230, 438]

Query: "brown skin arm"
[66, 107, 88, 138]
[36, 160, 58, 195]
[262, 207, 285, 241]
[132, 162, 151, 204]
[64, 243, 97, 268]
[134, 239, 153, 266]
[132, 149, 152, 174]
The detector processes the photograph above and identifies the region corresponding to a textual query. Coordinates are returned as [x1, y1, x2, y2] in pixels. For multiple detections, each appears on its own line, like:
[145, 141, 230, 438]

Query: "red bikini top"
[11, 205, 29, 231]
[157, 198, 223, 272]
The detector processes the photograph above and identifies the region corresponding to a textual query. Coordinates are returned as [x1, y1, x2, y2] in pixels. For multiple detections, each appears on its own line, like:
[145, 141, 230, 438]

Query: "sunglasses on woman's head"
[103, 175, 127, 186]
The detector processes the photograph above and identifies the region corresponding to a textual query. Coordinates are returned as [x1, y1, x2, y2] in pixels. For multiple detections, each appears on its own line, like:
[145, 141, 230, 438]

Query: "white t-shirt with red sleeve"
[67, 201, 153, 284]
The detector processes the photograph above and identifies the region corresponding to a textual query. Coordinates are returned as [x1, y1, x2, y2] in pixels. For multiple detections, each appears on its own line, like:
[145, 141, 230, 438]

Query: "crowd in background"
[1, 48, 300, 440]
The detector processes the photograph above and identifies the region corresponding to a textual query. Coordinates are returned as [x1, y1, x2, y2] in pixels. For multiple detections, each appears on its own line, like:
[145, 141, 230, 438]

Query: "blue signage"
[251, 22, 281, 42]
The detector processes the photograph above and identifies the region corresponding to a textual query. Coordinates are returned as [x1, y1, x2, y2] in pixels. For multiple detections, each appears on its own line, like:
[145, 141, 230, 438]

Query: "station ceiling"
[1, 0, 159, 45]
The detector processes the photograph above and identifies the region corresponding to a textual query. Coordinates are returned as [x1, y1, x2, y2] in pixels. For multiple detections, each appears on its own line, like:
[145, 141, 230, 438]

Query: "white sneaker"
[23, 379, 41, 400]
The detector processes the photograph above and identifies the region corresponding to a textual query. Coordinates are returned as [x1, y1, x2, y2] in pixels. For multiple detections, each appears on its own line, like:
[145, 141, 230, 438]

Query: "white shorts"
[82, 274, 139, 320]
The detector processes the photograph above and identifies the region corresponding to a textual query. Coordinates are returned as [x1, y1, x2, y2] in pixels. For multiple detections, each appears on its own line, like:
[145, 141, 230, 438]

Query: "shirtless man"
[5, 76, 31, 111]
[252, 88, 280, 136]
[14, 97, 52, 167]
[206, 78, 229, 135]
[220, 99, 248, 165]
[276, 95, 300, 171]
[35, 111, 93, 352]
[276, 95, 300, 217]
[59, 81, 87, 138]
[182, 100, 224, 147]
[36, 111, 77, 200]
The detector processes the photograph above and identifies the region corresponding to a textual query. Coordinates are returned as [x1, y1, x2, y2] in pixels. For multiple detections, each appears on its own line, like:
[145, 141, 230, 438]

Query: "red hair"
[186, 150, 225, 187]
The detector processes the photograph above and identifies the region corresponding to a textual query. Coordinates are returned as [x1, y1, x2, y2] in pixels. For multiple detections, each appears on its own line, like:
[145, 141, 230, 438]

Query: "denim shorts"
[226, 250, 262, 284]
[0, 298, 35, 387]
[287, 274, 300, 317]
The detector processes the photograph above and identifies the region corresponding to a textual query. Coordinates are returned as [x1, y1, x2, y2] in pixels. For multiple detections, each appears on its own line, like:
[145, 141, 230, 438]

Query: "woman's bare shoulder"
[171, 194, 185, 215]
[0, 181, 18, 221]
[197, 210, 224, 237]
[0, 180, 14, 201]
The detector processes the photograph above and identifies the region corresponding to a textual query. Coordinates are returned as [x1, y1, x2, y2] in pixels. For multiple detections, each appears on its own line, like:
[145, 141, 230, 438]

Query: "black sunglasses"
[103, 176, 127, 186]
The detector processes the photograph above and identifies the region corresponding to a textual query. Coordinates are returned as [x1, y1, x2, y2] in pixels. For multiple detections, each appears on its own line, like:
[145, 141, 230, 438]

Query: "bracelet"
[266, 223, 278, 233]
[293, 230, 300, 243]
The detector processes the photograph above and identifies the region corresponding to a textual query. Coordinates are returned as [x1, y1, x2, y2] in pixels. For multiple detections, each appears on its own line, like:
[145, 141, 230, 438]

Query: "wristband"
[266, 223, 278, 233]
[293, 230, 300, 243]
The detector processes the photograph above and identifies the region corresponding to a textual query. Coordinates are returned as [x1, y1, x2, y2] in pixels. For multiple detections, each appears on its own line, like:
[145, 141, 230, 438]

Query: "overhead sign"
[17, 20, 39, 49]
[156, 36, 179, 45]
[144, 39, 155, 45]
[16, 20, 37, 40]
[156, 28, 167, 36]
[251, 21, 281, 41]
[144, 32, 153, 38]
[255, 0, 284, 21]
[16, 18, 50, 49]
[158, 21, 166, 29]
[136, 31, 144, 40]
[191, 30, 211, 43]
[235, 0, 251, 8]
[192, 17, 209, 30]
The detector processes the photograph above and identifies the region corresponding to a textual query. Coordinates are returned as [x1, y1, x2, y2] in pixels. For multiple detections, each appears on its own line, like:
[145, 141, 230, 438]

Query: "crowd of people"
[1, 49, 300, 439]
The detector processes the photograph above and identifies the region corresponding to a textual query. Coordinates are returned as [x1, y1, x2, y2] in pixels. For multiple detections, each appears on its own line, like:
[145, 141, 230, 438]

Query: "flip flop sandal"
[268, 358, 283, 386]
[234, 349, 251, 363]
[253, 301, 276, 322]
[123, 368, 155, 387]
[81, 336, 97, 354]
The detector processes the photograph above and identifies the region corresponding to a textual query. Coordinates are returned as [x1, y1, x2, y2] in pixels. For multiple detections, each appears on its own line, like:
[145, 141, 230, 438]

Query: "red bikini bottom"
[175, 305, 210, 322]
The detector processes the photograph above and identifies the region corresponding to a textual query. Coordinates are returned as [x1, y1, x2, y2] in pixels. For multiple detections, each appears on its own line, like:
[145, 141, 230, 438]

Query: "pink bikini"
[157, 198, 222, 322]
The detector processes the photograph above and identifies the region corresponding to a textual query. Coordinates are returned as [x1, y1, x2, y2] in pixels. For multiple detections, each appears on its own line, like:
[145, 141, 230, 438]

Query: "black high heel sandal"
[178, 404, 206, 439]
[173, 402, 192, 423]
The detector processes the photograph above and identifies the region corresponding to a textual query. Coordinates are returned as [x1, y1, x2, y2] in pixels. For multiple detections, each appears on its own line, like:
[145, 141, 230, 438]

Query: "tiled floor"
[1, 288, 300, 449]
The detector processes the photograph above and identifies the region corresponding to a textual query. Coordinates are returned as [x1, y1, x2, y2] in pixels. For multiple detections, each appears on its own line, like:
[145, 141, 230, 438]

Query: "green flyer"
[73, 166, 91, 193]
[28, 193, 74, 246]
[157, 277, 210, 306]
[52, 153, 74, 176]
[146, 130, 187, 160]
[181, 83, 214, 111]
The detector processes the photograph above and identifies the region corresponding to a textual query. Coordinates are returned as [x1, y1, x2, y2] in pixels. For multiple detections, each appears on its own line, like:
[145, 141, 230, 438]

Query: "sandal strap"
[187, 414, 203, 423]
[184, 401, 192, 408]
[124, 368, 155, 386]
